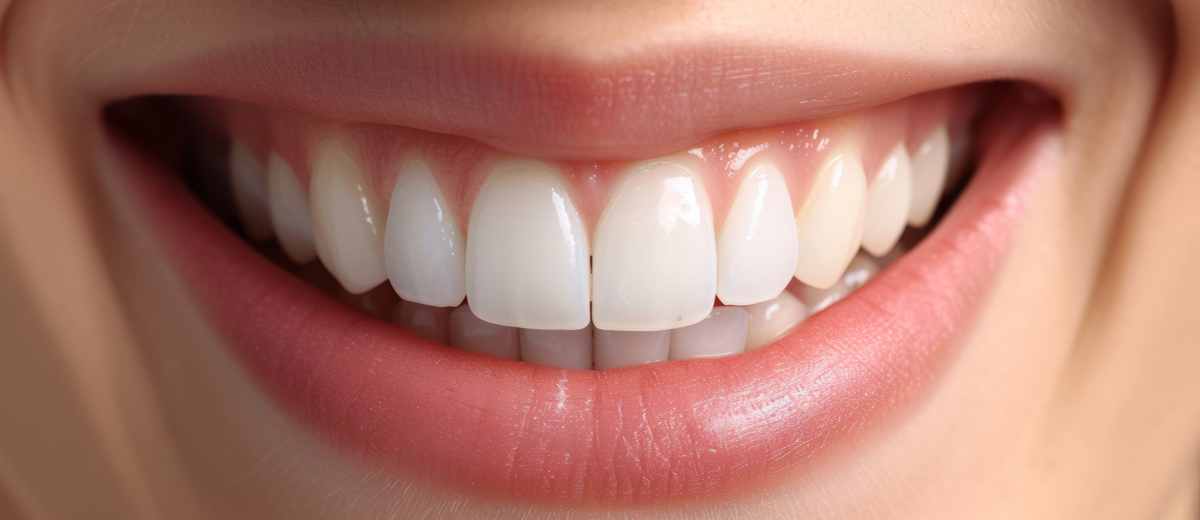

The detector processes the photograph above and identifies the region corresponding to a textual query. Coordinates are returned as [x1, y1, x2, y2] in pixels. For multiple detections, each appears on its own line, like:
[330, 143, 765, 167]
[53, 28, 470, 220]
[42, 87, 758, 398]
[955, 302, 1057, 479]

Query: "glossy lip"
[108, 90, 1060, 505]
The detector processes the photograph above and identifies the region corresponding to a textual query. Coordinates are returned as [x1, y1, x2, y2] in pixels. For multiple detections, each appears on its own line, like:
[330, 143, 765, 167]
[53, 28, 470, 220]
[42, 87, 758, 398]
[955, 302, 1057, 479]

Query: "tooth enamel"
[801, 252, 879, 313]
[384, 162, 466, 308]
[793, 152, 868, 290]
[389, 299, 452, 344]
[593, 329, 671, 370]
[668, 306, 749, 361]
[716, 163, 799, 305]
[861, 143, 913, 257]
[464, 163, 591, 330]
[266, 152, 317, 264]
[449, 304, 520, 360]
[742, 291, 808, 350]
[908, 125, 951, 228]
[592, 161, 718, 331]
[229, 140, 274, 241]
[309, 141, 388, 294]
[520, 325, 593, 370]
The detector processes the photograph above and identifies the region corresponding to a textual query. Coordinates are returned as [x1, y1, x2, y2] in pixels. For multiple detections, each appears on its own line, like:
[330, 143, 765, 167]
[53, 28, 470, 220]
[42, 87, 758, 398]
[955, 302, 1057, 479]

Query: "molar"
[716, 163, 799, 306]
[229, 139, 274, 241]
[266, 152, 317, 264]
[908, 124, 951, 228]
[668, 306, 750, 361]
[742, 291, 809, 350]
[593, 329, 671, 370]
[310, 141, 388, 294]
[520, 325, 594, 370]
[465, 163, 591, 330]
[384, 162, 466, 308]
[862, 143, 913, 257]
[449, 304, 521, 360]
[793, 152, 868, 289]
[592, 161, 718, 331]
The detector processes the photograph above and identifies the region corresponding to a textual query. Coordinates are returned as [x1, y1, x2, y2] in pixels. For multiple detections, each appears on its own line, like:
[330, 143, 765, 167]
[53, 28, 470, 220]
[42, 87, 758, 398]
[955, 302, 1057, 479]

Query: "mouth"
[94, 31, 1063, 505]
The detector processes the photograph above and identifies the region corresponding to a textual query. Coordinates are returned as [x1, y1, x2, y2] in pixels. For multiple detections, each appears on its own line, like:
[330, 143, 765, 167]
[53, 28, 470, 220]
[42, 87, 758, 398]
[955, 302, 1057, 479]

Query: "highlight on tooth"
[384, 161, 466, 308]
[793, 151, 868, 290]
[309, 140, 389, 294]
[716, 162, 799, 306]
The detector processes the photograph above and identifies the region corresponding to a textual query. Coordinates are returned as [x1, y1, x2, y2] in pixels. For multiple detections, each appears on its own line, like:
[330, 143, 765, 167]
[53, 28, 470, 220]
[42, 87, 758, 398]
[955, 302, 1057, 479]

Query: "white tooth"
[229, 139, 274, 241]
[801, 252, 879, 313]
[390, 299, 451, 344]
[793, 152, 868, 290]
[716, 163, 799, 306]
[449, 304, 520, 360]
[465, 163, 591, 330]
[309, 141, 388, 294]
[593, 329, 671, 370]
[668, 306, 749, 361]
[266, 152, 317, 264]
[592, 162, 717, 331]
[861, 143, 913, 257]
[520, 325, 593, 370]
[742, 291, 808, 350]
[908, 125, 951, 228]
[384, 162, 466, 308]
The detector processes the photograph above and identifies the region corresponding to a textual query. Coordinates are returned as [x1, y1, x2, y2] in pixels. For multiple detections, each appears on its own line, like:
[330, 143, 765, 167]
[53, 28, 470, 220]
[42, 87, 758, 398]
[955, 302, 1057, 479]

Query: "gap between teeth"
[227, 122, 958, 370]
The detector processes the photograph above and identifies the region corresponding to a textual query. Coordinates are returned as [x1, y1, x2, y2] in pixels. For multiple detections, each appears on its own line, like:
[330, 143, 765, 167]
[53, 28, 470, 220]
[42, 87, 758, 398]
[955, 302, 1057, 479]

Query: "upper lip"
[87, 25, 1072, 160]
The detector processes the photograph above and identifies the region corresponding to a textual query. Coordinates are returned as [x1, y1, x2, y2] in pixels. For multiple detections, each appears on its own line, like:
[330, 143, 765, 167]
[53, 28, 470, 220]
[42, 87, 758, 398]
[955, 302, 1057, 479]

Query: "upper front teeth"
[234, 119, 958, 349]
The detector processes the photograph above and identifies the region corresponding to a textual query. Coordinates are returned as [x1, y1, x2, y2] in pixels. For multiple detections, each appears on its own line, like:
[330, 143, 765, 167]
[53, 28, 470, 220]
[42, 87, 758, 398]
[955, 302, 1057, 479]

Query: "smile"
[96, 34, 1063, 504]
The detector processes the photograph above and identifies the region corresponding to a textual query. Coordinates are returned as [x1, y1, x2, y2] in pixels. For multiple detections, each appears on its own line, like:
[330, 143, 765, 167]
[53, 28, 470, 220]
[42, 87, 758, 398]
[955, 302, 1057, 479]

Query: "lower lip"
[114, 103, 1059, 505]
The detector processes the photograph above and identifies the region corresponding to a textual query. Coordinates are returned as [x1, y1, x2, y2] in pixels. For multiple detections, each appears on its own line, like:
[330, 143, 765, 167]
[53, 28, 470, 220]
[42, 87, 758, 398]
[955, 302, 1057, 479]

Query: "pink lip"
[112, 95, 1058, 505]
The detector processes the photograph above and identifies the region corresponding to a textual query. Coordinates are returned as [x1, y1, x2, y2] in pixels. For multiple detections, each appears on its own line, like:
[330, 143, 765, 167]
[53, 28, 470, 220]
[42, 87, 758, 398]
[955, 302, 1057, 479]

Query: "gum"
[206, 85, 980, 237]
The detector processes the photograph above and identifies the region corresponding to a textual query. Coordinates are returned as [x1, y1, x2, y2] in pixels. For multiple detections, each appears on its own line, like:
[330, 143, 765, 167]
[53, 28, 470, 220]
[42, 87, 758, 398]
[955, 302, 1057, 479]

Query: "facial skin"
[0, 0, 1197, 519]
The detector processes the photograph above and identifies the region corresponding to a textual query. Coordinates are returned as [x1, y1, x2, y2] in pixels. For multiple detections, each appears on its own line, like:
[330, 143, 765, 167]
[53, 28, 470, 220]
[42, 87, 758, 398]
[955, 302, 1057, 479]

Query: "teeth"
[593, 329, 671, 370]
[668, 306, 749, 361]
[908, 125, 951, 228]
[384, 162, 466, 308]
[389, 299, 452, 344]
[801, 252, 879, 313]
[465, 163, 591, 330]
[716, 163, 799, 306]
[448, 304, 520, 360]
[265, 152, 317, 264]
[229, 140, 274, 241]
[793, 152, 868, 290]
[309, 141, 388, 294]
[861, 143, 913, 257]
[742, 291, 809, 350]
[520, 325, 593, 370]
[592, 162, 718, 331]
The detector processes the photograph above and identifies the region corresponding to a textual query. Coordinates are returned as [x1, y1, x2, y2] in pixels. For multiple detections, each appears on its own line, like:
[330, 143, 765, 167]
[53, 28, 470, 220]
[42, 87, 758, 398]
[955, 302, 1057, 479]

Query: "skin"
[0, 0, 1197, 518]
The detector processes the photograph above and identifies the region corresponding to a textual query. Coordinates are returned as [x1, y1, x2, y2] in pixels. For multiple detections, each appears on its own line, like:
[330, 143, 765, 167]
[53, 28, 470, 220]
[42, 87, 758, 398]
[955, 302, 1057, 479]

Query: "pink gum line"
[209, 86, 980, 233]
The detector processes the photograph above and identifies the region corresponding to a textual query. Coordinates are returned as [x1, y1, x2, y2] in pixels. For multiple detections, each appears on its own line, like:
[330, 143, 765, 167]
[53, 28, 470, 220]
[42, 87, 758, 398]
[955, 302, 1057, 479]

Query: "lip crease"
[107, 84, 1061, 505]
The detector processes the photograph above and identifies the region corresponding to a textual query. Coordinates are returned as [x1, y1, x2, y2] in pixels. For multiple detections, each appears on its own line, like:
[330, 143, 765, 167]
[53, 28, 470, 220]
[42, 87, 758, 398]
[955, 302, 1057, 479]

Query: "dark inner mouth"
[104, 81, 1046, 369]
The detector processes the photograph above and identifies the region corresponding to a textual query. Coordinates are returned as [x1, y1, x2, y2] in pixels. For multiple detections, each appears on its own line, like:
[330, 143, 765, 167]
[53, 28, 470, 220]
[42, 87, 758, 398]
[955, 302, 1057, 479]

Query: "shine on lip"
[113, 95, 1058, 505]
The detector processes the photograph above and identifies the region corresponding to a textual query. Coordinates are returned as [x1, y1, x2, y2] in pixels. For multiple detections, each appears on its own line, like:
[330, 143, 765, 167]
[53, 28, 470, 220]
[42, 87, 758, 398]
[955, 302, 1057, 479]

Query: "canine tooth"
[384, 162, 466, 308]
[266, 152, 316, 264]
[229, 140, 274, 241]
[908, 125, 951, 228]
[310, 141, 388, 294]
[592, 162, 717, 331]
[793, 152, 868, 290]
[449, 304, 520, 360]
[801, 252, 879, 313]
[668, 306, 749, 361]
[742, 291, 809, 350]
[465, 163, 591, 330]
[390, 299, 451, 344]
[862, 143, 913, 257]
[716, 163, 799, 305]
[593, 329, 671, 370]
[520, 326, 593, 370]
